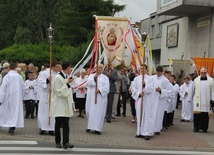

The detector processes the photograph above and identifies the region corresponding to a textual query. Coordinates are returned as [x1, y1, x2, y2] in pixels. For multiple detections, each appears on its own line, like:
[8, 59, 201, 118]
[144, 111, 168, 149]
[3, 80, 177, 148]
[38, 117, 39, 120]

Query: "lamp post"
[47, 23, 53, 125]
[112, 8, 115, 17]
[47, 23, 54, 68]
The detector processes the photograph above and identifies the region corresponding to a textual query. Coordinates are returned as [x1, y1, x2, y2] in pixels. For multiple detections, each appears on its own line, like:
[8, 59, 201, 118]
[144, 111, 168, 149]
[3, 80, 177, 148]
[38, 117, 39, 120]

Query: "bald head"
[97, 64, 103, 74]
[200, 67, 207, 77]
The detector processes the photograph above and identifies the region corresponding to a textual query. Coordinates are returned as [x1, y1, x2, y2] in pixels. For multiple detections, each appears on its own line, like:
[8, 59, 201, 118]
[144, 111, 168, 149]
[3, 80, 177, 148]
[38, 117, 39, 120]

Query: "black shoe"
[163, 127, 168, 131]
[25, 115, 29, 119]
[106, 119, 111, 123]
[39, 130, 45, 135]
[203, 130, 207, 133]
[95, 131, 101, 135]
[155, 132, 160, 135]
[49, 131, 55, 136]
[135, 135, 142, 138]
[193, 128, 199, 132]
[116, 114, 121, 116]
[144, 136, 150, 140]
[86, 129, 91, 132]
[180, 119, 185, 122]
[8, 130, 14, 135]
[63, 143, 74, 149]
[56, 143, 62, 148]
[122, 113, 126, 117]
[77, 115, 81, 117]
[31, 115, 34, 119]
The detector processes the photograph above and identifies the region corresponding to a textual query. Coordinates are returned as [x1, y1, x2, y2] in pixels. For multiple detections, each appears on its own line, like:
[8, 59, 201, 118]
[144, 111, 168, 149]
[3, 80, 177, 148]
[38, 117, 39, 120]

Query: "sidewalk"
[1, 104, 214, 152]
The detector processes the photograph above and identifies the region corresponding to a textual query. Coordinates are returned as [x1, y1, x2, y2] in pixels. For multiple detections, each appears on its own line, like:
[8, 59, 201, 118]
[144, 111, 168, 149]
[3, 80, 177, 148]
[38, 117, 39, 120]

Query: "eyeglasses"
[201, 72, 206, 74]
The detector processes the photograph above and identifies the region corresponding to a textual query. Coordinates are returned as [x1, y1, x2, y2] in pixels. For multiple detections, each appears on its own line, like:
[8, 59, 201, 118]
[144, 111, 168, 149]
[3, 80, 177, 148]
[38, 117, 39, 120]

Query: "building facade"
[141, 0, 214, 66]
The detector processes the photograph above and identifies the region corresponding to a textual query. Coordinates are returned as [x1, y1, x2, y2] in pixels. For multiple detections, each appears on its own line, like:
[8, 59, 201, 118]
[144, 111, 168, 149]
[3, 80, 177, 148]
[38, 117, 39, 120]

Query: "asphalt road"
[0, 140, 213, 155]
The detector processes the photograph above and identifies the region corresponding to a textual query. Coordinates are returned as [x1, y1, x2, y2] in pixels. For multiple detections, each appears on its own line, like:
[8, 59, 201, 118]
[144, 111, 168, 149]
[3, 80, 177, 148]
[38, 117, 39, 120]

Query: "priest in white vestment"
[132, 64, 154, 140]
[179, 76, 193, 122]
[85, 64, 109, 135]
[0, 62, 24, 135]
[188, 67, 214, 132]
[37, 61, 61, 135]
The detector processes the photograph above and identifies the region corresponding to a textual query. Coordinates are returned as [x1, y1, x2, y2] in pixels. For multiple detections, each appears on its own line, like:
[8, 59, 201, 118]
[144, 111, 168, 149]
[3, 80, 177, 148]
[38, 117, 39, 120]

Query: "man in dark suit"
[102, 62, 117, 123]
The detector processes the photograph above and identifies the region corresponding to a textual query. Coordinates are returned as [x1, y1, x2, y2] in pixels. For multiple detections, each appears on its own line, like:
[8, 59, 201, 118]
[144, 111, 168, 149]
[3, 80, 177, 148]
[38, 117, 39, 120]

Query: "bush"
[0, 43, 89, 67]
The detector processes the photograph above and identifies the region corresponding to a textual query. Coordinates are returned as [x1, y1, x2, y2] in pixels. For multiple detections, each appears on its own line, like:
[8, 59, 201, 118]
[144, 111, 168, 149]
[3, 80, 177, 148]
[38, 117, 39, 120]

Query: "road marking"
[0, 147, 213, 154]
[0, 141, 37, 145]
[0, 154, 90, 155]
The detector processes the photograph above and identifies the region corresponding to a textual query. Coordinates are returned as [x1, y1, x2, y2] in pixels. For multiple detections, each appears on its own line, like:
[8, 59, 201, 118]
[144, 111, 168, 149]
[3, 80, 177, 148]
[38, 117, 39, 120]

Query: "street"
[1, 104, 214, 154]
[0, 140, 213, 155]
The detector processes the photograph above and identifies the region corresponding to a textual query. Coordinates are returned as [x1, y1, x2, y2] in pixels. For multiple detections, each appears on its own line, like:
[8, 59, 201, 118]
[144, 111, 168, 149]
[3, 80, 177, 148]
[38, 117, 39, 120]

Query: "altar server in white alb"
[131, 64, 154, 140]
[0, 62, 24, 135]
[151, 66, 172, 135]
[24, 71, 38, 119]
[37, 60, 61, 135]
[85, 64, 109, 135]
[179, 76, 193, 122]
[188, 67, 214, 133]
[168, 74, 180, 126]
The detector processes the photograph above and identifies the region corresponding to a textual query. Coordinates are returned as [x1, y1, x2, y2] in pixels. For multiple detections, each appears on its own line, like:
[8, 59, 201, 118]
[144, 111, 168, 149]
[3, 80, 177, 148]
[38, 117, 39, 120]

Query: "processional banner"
[172, 60, 191, 85]
[96, 16, 129, 63]
[192, 57, 214, 76]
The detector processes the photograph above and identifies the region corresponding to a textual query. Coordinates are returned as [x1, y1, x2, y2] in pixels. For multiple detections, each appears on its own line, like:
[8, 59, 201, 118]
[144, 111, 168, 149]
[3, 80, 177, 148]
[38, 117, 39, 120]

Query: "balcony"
[157, 0, 214, 16]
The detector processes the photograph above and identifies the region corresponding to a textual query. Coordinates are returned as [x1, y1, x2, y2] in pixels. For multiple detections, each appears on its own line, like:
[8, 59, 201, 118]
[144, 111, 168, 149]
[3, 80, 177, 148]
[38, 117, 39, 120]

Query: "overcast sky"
[113, 0, 157, 23]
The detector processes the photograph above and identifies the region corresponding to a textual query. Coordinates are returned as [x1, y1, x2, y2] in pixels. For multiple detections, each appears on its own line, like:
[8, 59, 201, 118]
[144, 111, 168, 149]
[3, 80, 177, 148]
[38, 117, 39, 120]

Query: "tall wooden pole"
[94, 16, 99, 104]
[139, 35, 147, 127]
[48, 23, 53, 125]
[95, 37, 99, 104]
[140, 70, 144, 127]
[48, 43, 52, 125]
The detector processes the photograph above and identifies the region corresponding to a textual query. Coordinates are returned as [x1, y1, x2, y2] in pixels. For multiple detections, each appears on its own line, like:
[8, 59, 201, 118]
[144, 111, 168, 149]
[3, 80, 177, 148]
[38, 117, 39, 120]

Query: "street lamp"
[112, 8, 115, 17]
[47, 23, 54, 125]
[47, 23, 54, 43]
[142, 32, 148, 43]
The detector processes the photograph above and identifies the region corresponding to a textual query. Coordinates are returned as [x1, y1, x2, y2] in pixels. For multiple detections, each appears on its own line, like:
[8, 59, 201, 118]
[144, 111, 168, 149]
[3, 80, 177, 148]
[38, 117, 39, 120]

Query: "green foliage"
[0, 0, 125, 49]
[0, 0, 126, 67]
[0, 43, 89, 67]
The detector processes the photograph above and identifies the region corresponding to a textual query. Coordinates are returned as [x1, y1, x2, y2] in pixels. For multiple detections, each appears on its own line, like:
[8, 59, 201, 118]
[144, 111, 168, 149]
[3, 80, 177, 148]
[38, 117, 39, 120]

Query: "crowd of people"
[0, 60, 213, 149]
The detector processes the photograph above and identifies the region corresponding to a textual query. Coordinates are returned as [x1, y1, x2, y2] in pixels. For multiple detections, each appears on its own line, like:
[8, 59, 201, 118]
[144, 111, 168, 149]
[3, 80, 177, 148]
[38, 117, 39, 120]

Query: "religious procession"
[0, 1, 214, 151]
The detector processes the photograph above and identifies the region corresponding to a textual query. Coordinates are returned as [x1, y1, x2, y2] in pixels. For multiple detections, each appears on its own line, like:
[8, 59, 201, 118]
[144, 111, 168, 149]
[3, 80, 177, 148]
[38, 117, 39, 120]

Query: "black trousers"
[130, 96, 136, 117]
[106, 93, 114, 120]
[163, 111, 168, 128]
[194, 112, 209, 131]
[168, 111, 174, 125]
[117, 92, 127, 116]
[25, 100, 35, 117]
[55, 117, 70, 145]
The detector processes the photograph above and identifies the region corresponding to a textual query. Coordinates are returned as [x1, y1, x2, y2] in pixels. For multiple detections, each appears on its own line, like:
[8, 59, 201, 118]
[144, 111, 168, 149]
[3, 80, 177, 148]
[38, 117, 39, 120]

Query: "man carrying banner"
[188, 67, 214, 132]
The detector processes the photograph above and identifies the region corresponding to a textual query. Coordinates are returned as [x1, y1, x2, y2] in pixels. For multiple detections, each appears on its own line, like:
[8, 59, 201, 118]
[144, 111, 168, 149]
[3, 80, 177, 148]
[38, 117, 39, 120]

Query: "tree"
[55, 0, 125, 46]
[0, 0, 125, 49]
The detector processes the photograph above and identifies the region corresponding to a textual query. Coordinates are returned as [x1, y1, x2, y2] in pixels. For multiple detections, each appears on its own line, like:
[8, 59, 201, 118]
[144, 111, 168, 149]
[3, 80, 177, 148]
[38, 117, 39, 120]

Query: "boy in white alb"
[24, 71, 38, 119]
